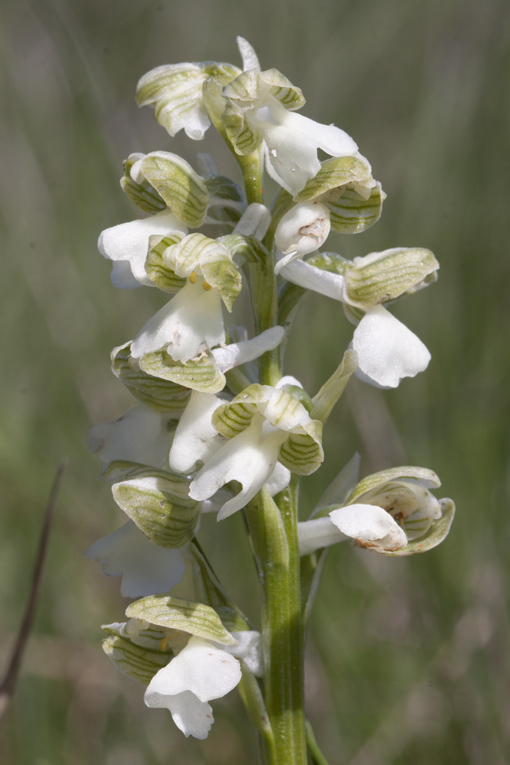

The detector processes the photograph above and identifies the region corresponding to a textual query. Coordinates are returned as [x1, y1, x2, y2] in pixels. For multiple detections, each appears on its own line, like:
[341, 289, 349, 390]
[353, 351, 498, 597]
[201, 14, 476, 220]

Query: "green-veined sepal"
[126, 595, 238, 645]
[134, 152, 210, 227]
[120, 153, 167, 213]
[112, 473, 200, 548]
[111, 343, 191, 413]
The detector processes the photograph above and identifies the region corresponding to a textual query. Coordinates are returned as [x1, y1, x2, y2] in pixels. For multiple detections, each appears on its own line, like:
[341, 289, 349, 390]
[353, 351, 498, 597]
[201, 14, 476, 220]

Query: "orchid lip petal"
[352, 305, 431, 388]
[85, 521, 185, 598]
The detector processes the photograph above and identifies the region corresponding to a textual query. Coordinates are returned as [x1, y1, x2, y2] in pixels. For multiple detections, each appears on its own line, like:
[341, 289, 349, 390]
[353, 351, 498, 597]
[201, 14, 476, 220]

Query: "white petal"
[352, 305, 431, 388]
[298, 517, 347, 556]
[98, 210, 186, 288]
[146, 636, 241, 703]
[265, 462, 291, 496]
[329, 504, 407, 551]
[227, 631, 263, 676]
[260, 105, 358, 195]
[146, 688, 214, 739]
[189, 417, 286, 520]
[131, 279, 225, 362]
[169, 391, 225, 474]
[211, 326, 285, 373]
[89, 404, 170, 469]
[85, 521, 185, 598]
[278, 258, 347, 301]
[237, 36, 261, 72]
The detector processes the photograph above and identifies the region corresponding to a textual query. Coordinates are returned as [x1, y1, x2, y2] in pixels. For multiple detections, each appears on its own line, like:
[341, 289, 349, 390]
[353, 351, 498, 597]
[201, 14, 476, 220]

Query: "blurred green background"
[1, 0, 509, 762]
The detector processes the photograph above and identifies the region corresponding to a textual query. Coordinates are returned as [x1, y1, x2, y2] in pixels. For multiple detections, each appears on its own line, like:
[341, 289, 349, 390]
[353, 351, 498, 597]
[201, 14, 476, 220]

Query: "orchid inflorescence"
[87, 37, 455, 761]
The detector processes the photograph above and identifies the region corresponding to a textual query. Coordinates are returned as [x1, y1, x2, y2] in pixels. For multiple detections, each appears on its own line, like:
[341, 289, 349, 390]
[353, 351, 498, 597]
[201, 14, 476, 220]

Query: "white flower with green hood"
[221, 38, 359, 195]
[278, 247, 439, 388]
[298, 465, 455, 556]
[102, 598, 262, 740]
[170, 377, 324, 520]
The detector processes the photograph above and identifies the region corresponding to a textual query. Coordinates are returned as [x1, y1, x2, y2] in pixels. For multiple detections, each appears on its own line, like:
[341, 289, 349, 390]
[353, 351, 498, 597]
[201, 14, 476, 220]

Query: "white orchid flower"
[298, 466, 453, 556]
[98, 210, 187, 289]
[182, 379, 323, 520]
[278, 248, 438, 388]
[85, 521, 185, 598]
[144, 629, 262, 739]
[222, 57, 357, 195]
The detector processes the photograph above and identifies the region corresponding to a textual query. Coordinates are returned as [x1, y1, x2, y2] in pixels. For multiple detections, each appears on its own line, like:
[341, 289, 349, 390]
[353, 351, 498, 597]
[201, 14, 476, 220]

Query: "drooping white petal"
[237, 36, 261, 72]
[227, 631, 263, 676]
[98, 210, 186, 289]
[278, 257, 347, 301]
[298, 516, 347, 556]
[189, 417, 288, 520]
[211, 326, 285, 373]
[85, 521, 185, 598]
[148, 689, 214, 739]
[131, 279, 225, 362]
[352, 305, 431, 388]
[329, 504, 407, 551]
[169, 391, 225, 474]
[89, 404, 170, 469]
[144, 635, 241, 736]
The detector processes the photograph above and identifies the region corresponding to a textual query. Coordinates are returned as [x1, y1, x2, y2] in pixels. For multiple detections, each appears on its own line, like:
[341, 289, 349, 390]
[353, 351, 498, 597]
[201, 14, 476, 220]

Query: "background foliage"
[1, 0, 509, 762]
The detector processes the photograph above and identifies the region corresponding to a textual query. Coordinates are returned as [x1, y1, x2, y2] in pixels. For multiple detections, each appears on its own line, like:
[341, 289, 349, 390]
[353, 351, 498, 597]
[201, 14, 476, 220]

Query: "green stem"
[246, 482, 307, 765]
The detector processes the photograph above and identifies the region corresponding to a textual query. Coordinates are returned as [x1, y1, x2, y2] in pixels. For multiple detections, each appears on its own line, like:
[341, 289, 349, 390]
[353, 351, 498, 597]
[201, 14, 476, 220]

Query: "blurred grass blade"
[0, 459, 66, 723]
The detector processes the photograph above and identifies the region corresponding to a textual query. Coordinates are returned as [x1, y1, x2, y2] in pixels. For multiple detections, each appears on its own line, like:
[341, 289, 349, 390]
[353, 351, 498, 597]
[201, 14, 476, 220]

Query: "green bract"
[126, 595, 238, 645]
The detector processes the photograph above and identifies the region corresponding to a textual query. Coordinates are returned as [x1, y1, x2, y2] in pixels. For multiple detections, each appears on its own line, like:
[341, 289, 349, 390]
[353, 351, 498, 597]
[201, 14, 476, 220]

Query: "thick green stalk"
[247, 483, 307, 765]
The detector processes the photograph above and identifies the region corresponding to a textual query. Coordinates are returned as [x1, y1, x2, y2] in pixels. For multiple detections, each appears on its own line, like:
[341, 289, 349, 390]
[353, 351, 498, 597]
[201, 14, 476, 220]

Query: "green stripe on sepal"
[111, 343, 191, 413]
[102, 633, 170, 684]
[138, 349, 226, 393]
[380, 499, 455, 557]
[121, 154, 167, 214]
[136, 62, 241, 138]
[139, 153, 210, 227]
[112, 475, 200, 548]
[328, 183, 384, 234]
[145, 235, 187, 293]
[278, 429, 324, 475]
[345, 248, 439, 308]
[295, 155, 373, 203]
[126, 595, 238, 645]
[346, 467, 441, 505]
[165, 233, 242, 311]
